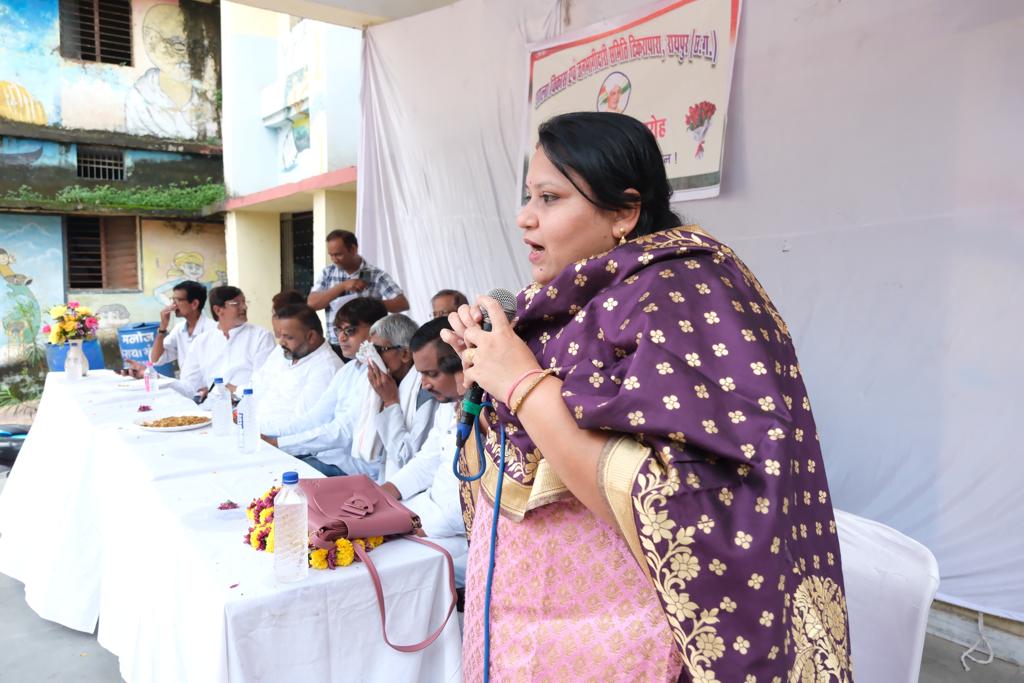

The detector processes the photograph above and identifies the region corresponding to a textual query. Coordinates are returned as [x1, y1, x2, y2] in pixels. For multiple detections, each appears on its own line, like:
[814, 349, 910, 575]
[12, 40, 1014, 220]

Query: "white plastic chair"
[836, 509, 941, 683]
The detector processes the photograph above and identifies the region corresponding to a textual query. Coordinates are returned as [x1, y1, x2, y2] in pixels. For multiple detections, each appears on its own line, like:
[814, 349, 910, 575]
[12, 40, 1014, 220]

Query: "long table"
[0, 371, 461, 682]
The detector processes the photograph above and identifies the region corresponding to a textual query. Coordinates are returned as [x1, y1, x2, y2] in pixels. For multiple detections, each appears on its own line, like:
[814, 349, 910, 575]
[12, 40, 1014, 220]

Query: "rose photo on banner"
[524, 0, 742, 201]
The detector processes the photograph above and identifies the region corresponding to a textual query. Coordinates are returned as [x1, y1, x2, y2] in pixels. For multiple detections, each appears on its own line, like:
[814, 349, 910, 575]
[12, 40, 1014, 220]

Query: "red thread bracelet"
[505, 369, 545, 407]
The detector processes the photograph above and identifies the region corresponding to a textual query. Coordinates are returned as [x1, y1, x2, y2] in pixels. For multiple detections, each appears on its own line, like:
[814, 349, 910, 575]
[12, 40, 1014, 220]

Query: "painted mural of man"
[125, 4, 211, 139]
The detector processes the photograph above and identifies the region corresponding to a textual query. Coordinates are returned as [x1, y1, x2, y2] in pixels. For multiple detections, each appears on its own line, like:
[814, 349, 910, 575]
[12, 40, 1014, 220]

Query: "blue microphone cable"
[453, 405, 505, 683]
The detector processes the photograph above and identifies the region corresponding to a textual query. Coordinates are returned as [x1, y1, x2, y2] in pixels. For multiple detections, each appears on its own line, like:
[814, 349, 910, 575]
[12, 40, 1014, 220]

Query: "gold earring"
[618, 230, 627, 246]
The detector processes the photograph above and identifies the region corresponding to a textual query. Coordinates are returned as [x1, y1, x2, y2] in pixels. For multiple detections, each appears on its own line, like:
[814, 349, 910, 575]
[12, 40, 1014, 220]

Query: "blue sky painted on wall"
[0, 214, 64, 361]
[0, 1, 62, 124]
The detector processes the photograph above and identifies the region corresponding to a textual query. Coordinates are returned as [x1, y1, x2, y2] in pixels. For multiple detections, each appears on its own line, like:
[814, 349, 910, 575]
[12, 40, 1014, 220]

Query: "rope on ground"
[959, 611, 994, 672]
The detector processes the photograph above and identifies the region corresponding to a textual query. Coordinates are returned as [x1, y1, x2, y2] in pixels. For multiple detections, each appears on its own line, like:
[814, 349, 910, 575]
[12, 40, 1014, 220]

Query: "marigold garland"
[243, 485, 386, 569]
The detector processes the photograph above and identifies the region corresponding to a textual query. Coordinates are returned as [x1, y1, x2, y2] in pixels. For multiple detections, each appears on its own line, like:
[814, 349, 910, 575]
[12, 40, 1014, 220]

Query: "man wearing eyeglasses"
[380, 316, 469, 586]
[261, 298, 388, 476]
[173, 286, 276, 399]
[361, 314, 439, 481]
[147, 280, 214, 370]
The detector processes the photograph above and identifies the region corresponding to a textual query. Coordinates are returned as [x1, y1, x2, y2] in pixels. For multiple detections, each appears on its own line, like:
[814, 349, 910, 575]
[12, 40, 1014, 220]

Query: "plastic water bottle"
[273, 471, 309, 582]
[210, 377, 232, 437]
[236, 388, 259, 453]
[140, 361, 158, 409]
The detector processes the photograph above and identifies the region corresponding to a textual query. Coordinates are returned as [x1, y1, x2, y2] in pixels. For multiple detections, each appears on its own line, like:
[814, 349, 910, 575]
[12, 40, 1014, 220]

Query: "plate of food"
[135, 414, 212, 432]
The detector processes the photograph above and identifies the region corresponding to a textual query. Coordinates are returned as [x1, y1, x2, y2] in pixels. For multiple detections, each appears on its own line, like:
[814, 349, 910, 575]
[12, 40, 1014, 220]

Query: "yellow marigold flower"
[49, 330, 62, 344]
[335, 538, 355, 566]
[258, 507, 273, 524]
[77, 306, 92, 316]
[265, 527, 275, 553]
[366, 536, 384, 549]
[249, 528, 262, 549]
[49, 305, 67, 318]
[246, 508, 255, 522]
[310, 548, 329, 570]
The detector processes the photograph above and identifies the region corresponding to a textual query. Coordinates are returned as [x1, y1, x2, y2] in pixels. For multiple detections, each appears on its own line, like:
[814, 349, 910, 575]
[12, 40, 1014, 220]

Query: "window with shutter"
[66, 216, 140, 290]
[59, 0, 133, 66]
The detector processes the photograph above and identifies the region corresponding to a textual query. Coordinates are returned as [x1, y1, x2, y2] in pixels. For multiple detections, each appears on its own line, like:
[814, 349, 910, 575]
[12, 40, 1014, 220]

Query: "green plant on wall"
[0, 364, 45, 407]
[3, 179, 226, 213]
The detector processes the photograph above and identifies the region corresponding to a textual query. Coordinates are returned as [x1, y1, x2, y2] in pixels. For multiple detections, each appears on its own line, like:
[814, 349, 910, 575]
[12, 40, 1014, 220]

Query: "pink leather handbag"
[299, 475, 458, 653]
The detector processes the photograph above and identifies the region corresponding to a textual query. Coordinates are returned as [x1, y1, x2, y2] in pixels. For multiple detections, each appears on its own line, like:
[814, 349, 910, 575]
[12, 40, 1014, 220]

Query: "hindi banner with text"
[525, 0, 742, 201]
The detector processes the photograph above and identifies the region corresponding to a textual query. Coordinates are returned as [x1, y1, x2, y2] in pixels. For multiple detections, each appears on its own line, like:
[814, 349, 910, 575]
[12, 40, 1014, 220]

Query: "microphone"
[455, 288, 517, 449]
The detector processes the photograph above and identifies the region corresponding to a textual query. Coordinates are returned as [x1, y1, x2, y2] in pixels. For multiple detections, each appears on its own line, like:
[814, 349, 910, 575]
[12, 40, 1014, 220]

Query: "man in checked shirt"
[307, 229, 410, 358]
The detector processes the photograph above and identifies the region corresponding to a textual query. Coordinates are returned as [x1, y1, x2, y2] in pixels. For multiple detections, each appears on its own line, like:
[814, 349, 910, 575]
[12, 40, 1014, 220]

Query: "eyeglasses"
[224, 300, 247, 307]
[374, 344, 402, 355]
[336, 325, 359, 338]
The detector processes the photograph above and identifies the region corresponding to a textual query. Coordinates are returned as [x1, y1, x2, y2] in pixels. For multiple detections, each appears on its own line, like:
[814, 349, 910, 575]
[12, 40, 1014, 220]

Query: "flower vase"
[65, 339, 90, 380]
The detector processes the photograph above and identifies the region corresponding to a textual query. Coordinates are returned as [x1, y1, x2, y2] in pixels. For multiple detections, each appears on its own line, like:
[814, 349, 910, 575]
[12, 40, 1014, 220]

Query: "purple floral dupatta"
[465, 226, 853, 682]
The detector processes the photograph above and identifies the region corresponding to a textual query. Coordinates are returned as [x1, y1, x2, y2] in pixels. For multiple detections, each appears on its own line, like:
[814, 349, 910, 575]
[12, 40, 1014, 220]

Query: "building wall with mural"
[0, 212, 225, 371]
[0, 0, 220, 142]
[0, 214, 64, 368]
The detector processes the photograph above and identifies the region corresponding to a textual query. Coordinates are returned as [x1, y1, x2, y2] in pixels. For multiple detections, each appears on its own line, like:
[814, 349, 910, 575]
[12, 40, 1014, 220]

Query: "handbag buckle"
[339, 495, 374, 518]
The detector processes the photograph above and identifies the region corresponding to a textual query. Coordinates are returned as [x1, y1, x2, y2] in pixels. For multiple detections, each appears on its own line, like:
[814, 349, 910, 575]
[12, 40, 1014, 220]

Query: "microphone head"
[484, 288, 517, 325]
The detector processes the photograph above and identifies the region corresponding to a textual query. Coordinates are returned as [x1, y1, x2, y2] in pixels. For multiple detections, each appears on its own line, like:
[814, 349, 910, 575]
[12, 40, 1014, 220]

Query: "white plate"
[134, 415, 212, 432]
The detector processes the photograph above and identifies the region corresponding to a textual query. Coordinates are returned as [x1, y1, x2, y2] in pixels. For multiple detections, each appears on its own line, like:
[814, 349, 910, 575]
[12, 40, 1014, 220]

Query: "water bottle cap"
[214, 377, 224, 384]
[282, 471, 298, 485]
[243, 388, 253, 395]
[145, 361, 153, 367]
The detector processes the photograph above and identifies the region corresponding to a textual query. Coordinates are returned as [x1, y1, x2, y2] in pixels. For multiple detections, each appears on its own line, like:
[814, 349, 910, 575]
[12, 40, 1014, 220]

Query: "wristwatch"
[157, 328, 168, 335]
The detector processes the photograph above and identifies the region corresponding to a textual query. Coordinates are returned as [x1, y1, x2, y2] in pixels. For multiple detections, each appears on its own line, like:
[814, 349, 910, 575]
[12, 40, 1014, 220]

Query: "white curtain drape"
[357, 0, 1024, 621]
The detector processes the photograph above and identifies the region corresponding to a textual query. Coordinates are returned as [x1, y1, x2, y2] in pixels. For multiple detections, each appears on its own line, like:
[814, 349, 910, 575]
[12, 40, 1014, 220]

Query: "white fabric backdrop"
[357, 0, 1024, 621]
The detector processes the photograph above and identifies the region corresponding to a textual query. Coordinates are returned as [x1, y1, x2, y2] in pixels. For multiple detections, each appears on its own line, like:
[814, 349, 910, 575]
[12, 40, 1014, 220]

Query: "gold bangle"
[509, 369, 555, 416]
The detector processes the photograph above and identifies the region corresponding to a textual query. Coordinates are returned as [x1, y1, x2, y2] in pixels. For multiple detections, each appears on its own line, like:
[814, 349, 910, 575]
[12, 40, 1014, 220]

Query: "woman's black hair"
[536, 112, 680, 237]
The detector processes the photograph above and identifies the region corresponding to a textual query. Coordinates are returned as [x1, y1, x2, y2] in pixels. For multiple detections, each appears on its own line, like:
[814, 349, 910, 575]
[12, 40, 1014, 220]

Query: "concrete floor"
[0, 573, 1020, 683]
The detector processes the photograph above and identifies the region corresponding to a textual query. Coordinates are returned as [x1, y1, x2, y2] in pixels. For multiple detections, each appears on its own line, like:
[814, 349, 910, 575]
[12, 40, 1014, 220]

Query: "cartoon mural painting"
[94, 303, 132, 330]
[0, 247, 33, 284]
[125, 4, 216, 140]
[141, 221, 227, 307]
[0, 81, 47, 125]
[152, 250, 226, 303]
[0, 216, 64, 368]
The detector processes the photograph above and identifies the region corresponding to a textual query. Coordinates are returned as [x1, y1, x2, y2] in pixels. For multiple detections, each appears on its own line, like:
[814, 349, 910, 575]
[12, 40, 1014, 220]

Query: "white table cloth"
[0, 371, 461, 682]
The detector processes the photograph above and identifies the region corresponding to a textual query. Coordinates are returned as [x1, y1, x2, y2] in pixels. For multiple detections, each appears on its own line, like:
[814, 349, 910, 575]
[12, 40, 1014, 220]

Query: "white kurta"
[152, 315, 215, 368]
[174, 323, 276, 396]
[251, 342, 343, 435]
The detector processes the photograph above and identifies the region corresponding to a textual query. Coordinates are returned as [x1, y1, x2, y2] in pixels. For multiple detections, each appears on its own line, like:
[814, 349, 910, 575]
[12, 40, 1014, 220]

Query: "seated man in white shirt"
[251, 304, 343, 434]
[260, 298, 388, 475]
[381, 317, 469, 585]
[149, 279, 215, 369]
[364, 314, 438, 482]
[173, 286, 276, 399]
[125, 280, 214, 377]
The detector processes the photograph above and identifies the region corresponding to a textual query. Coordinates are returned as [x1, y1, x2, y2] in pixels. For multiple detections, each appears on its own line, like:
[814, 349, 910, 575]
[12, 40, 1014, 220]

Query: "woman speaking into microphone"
[444, 112, 851, 682]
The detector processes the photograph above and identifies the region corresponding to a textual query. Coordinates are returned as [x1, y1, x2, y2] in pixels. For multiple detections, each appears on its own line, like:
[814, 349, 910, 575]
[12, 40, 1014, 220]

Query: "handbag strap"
[355, 535, 458, 653]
